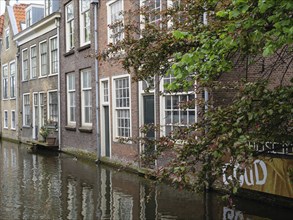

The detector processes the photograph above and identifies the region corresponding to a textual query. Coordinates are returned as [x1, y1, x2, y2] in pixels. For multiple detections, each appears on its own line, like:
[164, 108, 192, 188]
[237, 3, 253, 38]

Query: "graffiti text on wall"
[249, 141, 293, 155]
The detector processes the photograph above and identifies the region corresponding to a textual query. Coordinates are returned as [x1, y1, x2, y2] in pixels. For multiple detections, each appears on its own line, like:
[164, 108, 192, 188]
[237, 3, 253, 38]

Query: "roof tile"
[0, 15, 4, 37]
[13, 3, 28, 32]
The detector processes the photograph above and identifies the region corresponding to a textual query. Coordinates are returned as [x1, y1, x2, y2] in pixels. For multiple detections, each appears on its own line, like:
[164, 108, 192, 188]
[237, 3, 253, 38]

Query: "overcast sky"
[0, 0, 43, 14]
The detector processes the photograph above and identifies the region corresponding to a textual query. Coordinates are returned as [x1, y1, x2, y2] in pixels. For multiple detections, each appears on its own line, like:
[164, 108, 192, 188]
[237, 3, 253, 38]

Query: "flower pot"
[46, 137, 56, 146]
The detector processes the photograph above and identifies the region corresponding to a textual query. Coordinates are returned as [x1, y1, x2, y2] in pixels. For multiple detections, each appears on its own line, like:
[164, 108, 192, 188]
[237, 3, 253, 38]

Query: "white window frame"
[39, 40, 48, 77]
[100, 78, 111, 156]
[11, 110, 16, 130]
[23, 93, 30, 127]
[2, 64, 8, 100]
[65, 1, 74, 52]
[5, 28, 9, 50]
[26, 8, 32, 27]
[10, 61, 16, 99]
[107, 0, 124, 44]
[49, 36, 59, 75]
[47, 90, 58, 124]
[148, 0, 162, 24]
[22, 49, 29, 81]
[30, 45, 37, 79]
[101, 79, 110, 104]
[160, 75, 197, 136]
[39, 92, 45, 127]
[112, 74, 132, 140]
[45, 0, 53, 16]
[79, 0, 91, 46]
[67, 73, 76, 126]
[140, 0, 162, 29]
[81, 69, 92, 127]
[4, 110, 8, 129]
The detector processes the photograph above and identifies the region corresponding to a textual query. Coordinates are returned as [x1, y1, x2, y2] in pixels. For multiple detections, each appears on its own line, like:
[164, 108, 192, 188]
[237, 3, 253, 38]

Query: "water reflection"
[0, 140, 293, 220]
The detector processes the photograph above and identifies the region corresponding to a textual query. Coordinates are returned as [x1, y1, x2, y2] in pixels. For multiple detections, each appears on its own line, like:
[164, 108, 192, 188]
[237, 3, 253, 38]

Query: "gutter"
[91, 0, 101, 161]
[55, 17, 61, 150]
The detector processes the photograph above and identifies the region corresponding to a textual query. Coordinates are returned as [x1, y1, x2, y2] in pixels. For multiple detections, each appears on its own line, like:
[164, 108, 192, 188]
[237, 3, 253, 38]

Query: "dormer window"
[26, 9, 32, 27]
[45, 0, 53, 16]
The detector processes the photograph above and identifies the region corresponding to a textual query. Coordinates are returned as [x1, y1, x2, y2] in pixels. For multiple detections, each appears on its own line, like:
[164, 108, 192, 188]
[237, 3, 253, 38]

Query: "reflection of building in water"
[82, 186, 94, 219]
[67, 178, 78, 219]
[113, 191, 133, 219]
[0, 142, 63, 219]
[0, 143, 21, 219]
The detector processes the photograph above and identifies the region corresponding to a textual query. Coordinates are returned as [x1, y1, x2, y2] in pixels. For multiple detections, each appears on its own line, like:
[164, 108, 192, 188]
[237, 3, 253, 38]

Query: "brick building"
[59, 0, 97, 154]
[14, 1, 61, 144]
[0, 1, 27, 141]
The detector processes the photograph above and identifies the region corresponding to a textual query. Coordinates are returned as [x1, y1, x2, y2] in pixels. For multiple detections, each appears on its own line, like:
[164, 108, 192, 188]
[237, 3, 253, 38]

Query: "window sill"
[78, 127, 92, 133]
[38, 75, 48, 79]
[2, 98, 9, 101]
[65, 125, 76, 131]
[49, 73, 58, 77]
[64, 49, 75, 57]
[10, 97, 16, 100]
[77, 44, 91, 52]
[114, 137, 132, 145]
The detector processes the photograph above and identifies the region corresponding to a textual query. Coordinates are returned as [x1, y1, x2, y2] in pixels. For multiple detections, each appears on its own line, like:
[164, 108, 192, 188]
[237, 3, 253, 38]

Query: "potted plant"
[39, 126, 50, 142]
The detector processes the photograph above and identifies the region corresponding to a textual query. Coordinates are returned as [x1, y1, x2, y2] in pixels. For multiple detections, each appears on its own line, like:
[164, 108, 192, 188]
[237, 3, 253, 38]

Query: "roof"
[7, 3, 28, 35]
[13, 4, 28, 32]
[0, 15, 4, 37]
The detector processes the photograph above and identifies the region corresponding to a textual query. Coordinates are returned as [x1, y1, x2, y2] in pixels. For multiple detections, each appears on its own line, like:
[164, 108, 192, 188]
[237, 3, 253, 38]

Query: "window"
[11, 111, 16, 129]
[102, 80, 109, 103]
[40, 41, 48, 76]
[113, 76, 131, 138]
[22, 49, 29, 81]
[48, 91, 58, 123]
[50, 37, 58, 74]
[162, 74, 196, 135]
[23, 94, 30, 126]
[45, 0, 53, 16]
[10, 62, 16, 98]
[2, 65, 8, 99]
[67, 73, 76, 125]
[66, 2, 74, 51]
[39, 93, 45, 127]
[26, 9, 32, 27]
[107, 0, 123, 44]
[80, 0, 91, 45]
[5, 28, 9, 50]
[81, 69, 92, 127]
[145, 0, 161, 24]
[31, 46, 37, 78]
[4, 111, 8, 128]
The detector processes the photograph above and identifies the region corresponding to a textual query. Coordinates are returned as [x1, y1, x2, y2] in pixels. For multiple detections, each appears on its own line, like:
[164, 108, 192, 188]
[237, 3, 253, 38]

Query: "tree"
[100, 0, 293, 196]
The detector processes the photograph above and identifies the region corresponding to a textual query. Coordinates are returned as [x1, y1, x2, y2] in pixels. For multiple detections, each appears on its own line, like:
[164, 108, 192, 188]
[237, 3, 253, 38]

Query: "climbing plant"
[100, 0, 293, 195]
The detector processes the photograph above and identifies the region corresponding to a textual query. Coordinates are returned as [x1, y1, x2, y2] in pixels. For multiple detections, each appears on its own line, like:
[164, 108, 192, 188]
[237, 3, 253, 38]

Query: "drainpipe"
[56, 17, 61, 151]
[91, 0, 101, 162]
[203, 7, 210, 191]
[203, 9, 208, 121]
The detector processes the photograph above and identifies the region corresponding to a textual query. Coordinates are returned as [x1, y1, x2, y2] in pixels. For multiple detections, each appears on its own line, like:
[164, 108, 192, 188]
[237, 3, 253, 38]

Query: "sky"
[0, 0, 42, 14]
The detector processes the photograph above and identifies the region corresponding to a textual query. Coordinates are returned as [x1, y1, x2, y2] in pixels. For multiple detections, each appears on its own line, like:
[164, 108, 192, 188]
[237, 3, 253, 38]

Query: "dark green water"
[0, 140, 292, 219]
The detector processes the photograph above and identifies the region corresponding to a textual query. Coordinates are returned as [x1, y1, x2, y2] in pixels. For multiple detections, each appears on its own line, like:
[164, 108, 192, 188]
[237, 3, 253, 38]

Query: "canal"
[0, 140, 292, 219]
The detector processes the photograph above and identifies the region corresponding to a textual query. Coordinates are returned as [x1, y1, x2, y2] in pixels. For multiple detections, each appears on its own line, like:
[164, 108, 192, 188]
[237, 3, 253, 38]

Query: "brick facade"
[59, 0, 97, 153]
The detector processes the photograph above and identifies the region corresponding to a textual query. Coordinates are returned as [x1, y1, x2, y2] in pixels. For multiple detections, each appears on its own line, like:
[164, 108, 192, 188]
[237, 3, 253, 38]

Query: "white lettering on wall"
[223, 207, 244, 220]
[223, 160, 267, 187]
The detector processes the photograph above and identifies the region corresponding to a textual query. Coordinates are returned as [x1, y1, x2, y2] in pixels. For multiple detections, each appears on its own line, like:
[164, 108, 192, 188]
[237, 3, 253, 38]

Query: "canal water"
[0, 141, 292, 220]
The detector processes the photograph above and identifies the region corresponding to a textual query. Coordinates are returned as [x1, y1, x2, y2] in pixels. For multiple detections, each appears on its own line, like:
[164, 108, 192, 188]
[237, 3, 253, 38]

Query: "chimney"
[5, 0, 10, 6]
